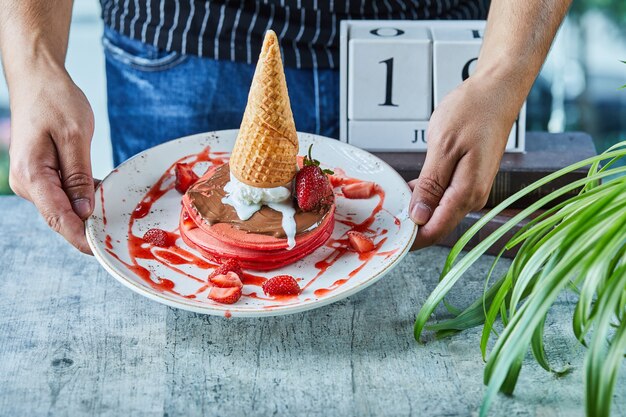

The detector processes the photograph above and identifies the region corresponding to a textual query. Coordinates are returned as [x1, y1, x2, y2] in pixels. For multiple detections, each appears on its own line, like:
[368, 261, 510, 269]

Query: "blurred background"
[0, 0, 625, 195]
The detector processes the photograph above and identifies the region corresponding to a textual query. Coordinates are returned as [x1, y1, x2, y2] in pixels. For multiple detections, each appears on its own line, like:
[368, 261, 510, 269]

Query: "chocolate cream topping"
[187, 164, 331, 239]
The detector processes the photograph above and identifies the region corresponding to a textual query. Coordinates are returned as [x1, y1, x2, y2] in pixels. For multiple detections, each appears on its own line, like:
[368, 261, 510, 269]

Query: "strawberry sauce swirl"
[102, 146, 401, 309]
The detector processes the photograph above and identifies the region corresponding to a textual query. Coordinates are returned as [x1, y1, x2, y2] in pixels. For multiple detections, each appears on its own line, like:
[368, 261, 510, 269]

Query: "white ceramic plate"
[86, 130, 417, 317]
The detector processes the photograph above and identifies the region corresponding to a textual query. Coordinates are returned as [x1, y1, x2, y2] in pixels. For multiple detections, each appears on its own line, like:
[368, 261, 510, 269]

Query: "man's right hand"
[8, 65, 96, 254]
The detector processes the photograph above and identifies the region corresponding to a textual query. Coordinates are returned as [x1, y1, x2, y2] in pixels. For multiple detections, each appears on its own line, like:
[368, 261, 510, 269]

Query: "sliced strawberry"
[143, 228, 172, 247]
[262, 275, 301, 296]
[175, 163, 199, 193]
[328, 174, 345, 188]
[208, 286, 242, 304]
[347, 231, 375, 253]
[342, 182, 376, 199]
[210, 271, 243, 288]
[208, 258, 244, 280]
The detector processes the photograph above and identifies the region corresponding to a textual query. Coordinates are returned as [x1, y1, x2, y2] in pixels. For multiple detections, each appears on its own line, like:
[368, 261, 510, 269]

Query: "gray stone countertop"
[1, 196, 623, 417]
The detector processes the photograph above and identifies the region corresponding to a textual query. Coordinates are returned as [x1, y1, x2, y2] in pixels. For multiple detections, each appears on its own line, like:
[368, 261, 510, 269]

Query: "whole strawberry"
[262, 275, 302, 296]
[143, 228, 172, 247]
[295, 144, 334, 211]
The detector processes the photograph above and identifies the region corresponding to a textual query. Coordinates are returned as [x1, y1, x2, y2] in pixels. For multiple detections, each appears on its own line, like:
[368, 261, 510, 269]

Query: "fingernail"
[411, 202, 432, 225]
[72, 198, 92, 219]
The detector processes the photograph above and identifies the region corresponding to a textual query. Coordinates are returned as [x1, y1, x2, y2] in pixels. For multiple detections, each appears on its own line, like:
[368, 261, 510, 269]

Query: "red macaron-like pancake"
[180, 205, 335, 270]
[179, 165, 335, 270]
[182, 193, 332, 251]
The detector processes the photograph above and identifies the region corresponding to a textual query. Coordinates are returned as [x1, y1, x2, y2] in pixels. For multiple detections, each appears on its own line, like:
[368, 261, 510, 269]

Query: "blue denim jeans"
[103, 27, 340, 165]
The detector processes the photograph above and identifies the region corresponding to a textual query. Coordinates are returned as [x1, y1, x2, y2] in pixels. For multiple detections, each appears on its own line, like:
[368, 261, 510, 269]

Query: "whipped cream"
[222, 173, 297, 249]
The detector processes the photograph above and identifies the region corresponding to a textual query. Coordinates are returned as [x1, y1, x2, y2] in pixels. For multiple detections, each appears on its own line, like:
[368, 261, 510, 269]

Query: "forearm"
[410, 1, 571, 245]
[475, 0, 571, 109]
[0, 0, 73, 91]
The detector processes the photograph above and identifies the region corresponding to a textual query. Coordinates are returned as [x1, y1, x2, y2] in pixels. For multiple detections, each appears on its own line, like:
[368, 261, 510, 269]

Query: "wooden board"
[374, 131, 597, 208]
[0, 196, 624, 417]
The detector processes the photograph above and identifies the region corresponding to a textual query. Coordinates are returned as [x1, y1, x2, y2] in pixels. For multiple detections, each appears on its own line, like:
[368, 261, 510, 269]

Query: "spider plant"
[414, 141, 626, 417]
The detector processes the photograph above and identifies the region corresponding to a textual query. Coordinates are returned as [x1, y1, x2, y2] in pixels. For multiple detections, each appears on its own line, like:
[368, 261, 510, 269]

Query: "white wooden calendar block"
[432, 27, 483, 106]
[349, 118, 523, 152]
[340, 20, 526, 153]
[348, 26, 432, 121]
[433, 26, 526, 152]
[506, 122, 518, 150]
[348, 121, 429, 152]
[510, 103, 527, 152]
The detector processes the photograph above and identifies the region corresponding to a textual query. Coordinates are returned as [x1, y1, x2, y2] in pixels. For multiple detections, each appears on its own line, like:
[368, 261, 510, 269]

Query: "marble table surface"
[1, 196, 624, 417]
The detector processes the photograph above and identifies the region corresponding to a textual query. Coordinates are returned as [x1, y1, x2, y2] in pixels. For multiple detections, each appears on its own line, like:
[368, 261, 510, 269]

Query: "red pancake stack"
[180, 168, 335, 271]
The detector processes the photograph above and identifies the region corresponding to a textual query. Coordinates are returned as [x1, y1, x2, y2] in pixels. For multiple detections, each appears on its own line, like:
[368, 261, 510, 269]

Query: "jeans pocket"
[102, 27, 187, 72]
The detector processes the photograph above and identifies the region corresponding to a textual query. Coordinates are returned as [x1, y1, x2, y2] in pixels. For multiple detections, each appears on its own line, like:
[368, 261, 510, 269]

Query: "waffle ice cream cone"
[229, 30, 299, 188]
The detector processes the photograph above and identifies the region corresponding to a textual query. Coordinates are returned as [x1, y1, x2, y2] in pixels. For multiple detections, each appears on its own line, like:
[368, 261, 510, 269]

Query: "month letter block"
[348, 121, 429, 152]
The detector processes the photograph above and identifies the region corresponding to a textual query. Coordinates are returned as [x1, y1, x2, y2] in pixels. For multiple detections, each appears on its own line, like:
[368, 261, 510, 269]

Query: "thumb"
[408, 149, 456, 226]
[58, 135, 95, 220]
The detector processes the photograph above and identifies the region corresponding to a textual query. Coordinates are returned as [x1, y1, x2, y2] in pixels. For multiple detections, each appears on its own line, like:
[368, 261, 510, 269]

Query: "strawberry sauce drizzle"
[241, 272, 268, 287]
[335, 186, 385, 233]
[106, 146, 228, 296]
[382, 208, 402, 228]
[102, 147, 401, 307]
[310, 236, 394, 297]
[100, 186, 107, 226]
[304, 184, 389, 294]
[104, 249, 177, 293]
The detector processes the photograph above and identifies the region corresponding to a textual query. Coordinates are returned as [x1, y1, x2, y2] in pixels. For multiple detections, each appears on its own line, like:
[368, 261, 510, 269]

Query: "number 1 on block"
[379, 58, 398, 107]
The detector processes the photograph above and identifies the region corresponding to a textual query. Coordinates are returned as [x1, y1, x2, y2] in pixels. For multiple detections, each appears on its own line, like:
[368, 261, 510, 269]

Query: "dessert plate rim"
[86, 130, 417, 317]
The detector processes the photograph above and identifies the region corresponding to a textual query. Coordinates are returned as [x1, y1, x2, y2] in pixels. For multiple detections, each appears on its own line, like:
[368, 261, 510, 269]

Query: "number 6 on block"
[348, 26, 432, 121]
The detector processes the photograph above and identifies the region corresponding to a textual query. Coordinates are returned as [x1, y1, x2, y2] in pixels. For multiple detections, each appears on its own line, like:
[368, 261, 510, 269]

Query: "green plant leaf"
[414, 142, 626, 417]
